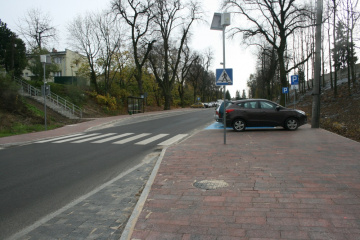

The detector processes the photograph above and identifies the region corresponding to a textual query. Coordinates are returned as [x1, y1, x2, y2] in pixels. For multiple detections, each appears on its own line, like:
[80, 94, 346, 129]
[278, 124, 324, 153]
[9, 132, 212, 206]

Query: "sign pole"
[211, 12, 230, 145]
[290, 75, 299, 110]
[222, 26, 227, 145]
[43, 62, 47, 130]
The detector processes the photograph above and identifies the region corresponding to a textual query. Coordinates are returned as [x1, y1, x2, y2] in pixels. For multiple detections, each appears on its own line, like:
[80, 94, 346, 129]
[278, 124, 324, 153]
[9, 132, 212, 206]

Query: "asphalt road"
[0, 108, 214, 239]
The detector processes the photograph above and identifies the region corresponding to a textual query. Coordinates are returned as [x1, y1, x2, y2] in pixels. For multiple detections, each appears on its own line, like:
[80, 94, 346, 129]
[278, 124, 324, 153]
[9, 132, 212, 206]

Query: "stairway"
[15, 78, 82, 119]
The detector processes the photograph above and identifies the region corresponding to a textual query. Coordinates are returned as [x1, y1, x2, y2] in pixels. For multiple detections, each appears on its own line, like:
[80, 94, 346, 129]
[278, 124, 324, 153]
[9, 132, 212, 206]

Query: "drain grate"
[193, 180, 228, 190]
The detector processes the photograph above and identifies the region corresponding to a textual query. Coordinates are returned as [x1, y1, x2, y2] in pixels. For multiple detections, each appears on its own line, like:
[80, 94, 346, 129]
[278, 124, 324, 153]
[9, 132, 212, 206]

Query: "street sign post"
[290, 75, 299, 108]
[211, 12, 230, 144]
[282, 87, 288, 107]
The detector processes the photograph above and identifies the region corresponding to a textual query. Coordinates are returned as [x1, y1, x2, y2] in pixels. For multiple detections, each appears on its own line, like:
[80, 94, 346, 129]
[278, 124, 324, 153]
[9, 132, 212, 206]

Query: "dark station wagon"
[225, 99, 307, 131]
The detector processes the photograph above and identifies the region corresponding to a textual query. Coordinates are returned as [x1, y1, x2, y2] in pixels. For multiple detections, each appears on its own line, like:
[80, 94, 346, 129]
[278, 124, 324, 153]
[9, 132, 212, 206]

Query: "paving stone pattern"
[131, 125, 360, 240]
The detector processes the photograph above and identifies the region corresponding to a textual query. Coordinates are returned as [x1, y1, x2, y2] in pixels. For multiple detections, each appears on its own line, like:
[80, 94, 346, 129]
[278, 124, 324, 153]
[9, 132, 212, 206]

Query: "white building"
[22, 49, 86, 83]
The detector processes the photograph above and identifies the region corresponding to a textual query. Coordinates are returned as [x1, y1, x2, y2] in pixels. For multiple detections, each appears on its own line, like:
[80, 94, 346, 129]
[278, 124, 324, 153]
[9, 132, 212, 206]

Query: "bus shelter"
[127, 96, 144, 114]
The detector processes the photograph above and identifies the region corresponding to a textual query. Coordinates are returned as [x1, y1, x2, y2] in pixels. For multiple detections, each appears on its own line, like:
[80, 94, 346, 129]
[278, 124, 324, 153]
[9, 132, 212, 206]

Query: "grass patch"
[0, 122, 62, 138]
[26, 102, 44, 117]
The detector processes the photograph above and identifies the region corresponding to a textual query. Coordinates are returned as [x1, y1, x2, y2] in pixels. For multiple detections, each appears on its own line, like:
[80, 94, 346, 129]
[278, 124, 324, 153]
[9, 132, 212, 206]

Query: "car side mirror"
[276, 106, 281, 111]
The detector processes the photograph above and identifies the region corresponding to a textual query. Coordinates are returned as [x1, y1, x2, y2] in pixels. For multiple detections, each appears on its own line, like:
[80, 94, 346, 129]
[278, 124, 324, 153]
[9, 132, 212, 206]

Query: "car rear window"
[260, 101, 276, 109]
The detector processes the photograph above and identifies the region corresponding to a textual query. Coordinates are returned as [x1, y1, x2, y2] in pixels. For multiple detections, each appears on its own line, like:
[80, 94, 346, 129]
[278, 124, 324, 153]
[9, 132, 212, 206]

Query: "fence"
[15, 77, 82, 119]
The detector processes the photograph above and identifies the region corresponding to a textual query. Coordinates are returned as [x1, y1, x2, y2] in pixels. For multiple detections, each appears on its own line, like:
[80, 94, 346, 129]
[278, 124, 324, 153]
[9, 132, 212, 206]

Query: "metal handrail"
[15, 78, 82, 118]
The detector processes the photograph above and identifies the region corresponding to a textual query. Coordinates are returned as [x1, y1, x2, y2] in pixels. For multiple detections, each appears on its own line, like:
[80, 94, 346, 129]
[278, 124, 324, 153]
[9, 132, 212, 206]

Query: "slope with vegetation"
[1, 72, 359, 143]
[292, 82, 360, 142]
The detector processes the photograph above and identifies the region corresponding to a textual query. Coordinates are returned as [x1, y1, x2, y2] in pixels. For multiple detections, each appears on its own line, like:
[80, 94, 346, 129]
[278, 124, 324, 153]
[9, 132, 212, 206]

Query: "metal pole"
[293, 89, 295, 109]
[43, 62, 47, 130]
[312, 0, 323, 128]
[223, 26, 226, 145]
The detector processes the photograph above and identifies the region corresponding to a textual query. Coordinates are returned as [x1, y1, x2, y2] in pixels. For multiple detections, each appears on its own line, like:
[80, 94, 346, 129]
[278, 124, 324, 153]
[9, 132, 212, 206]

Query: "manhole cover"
[193, 180, 228, 190]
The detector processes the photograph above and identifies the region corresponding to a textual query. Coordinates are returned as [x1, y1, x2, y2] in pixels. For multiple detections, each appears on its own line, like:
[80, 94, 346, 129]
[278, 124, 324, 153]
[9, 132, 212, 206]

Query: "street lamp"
[211, 12, 230, 144]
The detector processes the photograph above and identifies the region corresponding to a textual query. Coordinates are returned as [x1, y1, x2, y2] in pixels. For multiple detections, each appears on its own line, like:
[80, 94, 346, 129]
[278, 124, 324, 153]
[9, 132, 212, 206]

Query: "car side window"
[244, 101, 258, 109]
[237, 103, 244, 108]
[260, 101, 276, 109]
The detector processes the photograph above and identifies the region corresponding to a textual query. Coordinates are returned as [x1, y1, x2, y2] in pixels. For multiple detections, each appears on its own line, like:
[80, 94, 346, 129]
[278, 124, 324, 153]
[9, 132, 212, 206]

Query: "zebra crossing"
[35, 132, 189, 146]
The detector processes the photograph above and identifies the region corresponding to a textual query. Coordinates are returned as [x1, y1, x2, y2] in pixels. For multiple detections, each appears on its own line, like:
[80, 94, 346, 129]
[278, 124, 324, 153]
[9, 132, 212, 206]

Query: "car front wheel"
[285, 118, 299, 130]
[232, 119, 246, 132]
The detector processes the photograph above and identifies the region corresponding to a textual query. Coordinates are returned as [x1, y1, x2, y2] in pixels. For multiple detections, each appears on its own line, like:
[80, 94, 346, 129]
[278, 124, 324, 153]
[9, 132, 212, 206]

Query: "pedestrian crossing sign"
[216, 68, 233, 86]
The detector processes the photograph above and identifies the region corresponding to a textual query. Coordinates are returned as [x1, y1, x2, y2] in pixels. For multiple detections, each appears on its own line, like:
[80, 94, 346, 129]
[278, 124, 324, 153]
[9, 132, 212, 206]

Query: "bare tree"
[17, 8, 57, 51]
[348, 0, 360, 87]
[148, 0, 202, 110]
[187, 56, 203, 103]
[95, 12, 123, 94]
[224, 0, 312, 106]
[67, 13, 101, 92]
[327, 2, 334, 90]
[199, 49, 214, 102]
[339, 0, 360, 91]
[111, 0, 156, 95]
[177, 42, 199, 107]
[332, 0, 339, 97]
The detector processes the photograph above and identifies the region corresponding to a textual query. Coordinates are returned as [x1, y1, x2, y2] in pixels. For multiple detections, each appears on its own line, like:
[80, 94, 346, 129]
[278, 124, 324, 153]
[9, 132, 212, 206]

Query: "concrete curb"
[120, 146, 169, 240]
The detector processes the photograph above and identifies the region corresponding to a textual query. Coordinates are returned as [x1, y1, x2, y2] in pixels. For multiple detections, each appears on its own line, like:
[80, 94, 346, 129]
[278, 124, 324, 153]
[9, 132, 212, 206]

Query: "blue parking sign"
[291, 75, 299, 85]
[282, 87, 288, 94]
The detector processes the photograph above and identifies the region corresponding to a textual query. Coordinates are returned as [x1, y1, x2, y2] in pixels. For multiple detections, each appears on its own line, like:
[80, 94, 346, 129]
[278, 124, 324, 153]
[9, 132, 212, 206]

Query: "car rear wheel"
[232, 119, 246, 132]
[285, 118, 299, 130]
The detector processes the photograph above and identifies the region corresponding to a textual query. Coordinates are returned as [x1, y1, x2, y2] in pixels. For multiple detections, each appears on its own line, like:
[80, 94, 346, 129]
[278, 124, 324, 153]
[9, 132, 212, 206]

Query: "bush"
[0, 74, 23, 113]
[48, 82, 87, 106]
[95, 93, 117, 111]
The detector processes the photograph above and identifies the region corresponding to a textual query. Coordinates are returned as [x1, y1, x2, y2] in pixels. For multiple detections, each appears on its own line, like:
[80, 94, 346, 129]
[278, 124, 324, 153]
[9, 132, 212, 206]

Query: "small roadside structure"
[127, 96, 144, 114]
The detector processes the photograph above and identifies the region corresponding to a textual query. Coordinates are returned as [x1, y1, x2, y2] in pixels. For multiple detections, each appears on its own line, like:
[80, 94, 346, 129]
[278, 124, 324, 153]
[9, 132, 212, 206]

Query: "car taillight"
[226, 109, 234, 113]
[216, 111, 219, 115]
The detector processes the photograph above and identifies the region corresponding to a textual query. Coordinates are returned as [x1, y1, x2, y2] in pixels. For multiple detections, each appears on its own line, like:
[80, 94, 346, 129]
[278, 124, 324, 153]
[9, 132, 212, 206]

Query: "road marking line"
[135, 134, 169, 145]
[71, 133, 117, 143]
[112, 133, 151, 144]
[158, 134, 188, 146]
[52, 133, 100, 143]
[35, 133, 84, 143]
[91, 133, 134, 143]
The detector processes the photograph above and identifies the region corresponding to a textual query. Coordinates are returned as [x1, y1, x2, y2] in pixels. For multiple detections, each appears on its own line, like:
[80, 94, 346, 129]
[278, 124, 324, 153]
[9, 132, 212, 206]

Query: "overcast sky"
[1, 0, 256, 97]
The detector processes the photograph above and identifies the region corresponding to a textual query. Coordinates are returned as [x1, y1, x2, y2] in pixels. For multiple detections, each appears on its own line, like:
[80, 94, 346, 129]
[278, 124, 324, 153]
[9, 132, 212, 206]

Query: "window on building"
[54, 57, 62, 64]
[54, 72, 62, 77]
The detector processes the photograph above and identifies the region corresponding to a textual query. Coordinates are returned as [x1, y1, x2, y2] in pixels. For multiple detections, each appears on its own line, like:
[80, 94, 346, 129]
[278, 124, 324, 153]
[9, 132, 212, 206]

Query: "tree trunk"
[178, 84, 185, 108]
[328, 14, 333, 89]
[346, 0, 351, 96]
[164, 92, 172, 110]
[312, 0, 323, 128]
[333, 0, 338, 98]
[90, 68, 98, 92]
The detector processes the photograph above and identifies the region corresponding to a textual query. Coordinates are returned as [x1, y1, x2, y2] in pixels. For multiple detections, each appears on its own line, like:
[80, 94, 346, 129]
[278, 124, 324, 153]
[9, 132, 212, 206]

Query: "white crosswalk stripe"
[52, 133, 100, 143]
[158, 134, 188, 146]
[35, 133, 84, 143]
[135, 134, 169, 145]
[112, 133, 151, 144]
[91, 133, 134, 143]
[34, 133, 189, 146]
[71, 133, 116, 143]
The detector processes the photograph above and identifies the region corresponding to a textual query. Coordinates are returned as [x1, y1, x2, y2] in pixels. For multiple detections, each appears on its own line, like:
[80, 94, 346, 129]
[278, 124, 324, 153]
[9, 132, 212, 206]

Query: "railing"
[15, 78, 82, 119]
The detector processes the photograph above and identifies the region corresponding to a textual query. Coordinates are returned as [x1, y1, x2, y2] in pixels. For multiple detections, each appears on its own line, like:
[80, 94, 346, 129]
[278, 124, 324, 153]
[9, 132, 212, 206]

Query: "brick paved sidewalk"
[129, 125, 360, 240]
